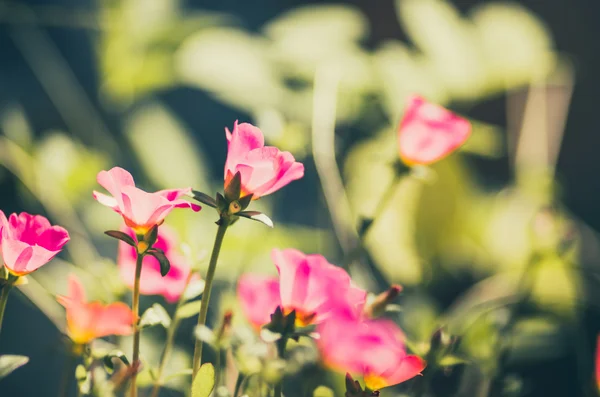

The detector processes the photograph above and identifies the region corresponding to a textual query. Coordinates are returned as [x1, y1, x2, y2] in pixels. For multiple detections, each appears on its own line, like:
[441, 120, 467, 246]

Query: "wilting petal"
[398, 95, 471, 166]
[237, 274, 281, 328]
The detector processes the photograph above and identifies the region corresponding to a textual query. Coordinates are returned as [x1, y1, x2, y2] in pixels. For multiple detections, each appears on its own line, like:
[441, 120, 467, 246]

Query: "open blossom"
[224, 121, 304, 199]
[237, 274, 281, 329]
[318, 308, 425, 391]
[398, 95, 471, 166]
[93, 167, 201, 234]
[272, 248, 366, 327]
[118, 225, 200, 303]
[57, 274, 135, 345]
[0, 211, 69, 276]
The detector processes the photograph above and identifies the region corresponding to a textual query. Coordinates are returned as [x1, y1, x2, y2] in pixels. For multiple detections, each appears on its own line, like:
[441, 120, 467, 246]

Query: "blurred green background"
[0, 0, 600, 396]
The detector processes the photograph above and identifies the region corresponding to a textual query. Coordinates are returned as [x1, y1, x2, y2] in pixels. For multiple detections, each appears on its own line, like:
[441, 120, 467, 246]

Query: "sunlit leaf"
[0, 355, 28, 380]
[183, 279, 206, 301]
[103, 350, 130, 374]
[191, 363, 215, 397]
[313, 386, 335, 397]
[177, 300, 202, 319]
[140, 303, 172, 329]
[237, 211, 274, 228]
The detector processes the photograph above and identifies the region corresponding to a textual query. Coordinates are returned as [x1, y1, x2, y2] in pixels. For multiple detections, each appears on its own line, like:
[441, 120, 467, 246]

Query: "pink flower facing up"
[272, 248, 367, 327]
[224, 121, 304, 199]
[318, 308, 425, 391]
[398, 95, 471, 166]
[57, 274, 136, 345]
[118, 225, 200, 303]
[0, 211, 69, 276]
[237, 274, 281, 329]
[93, 167, 201, 235]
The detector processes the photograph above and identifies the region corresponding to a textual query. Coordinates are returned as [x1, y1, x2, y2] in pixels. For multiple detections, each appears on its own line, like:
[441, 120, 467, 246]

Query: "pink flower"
[237, 274, 281, 329]
[0, 211, 69, 276]
[596, 334, 600, 391]
[57, 274, 136, 345]
[93, 167, 201, 234]
[318, 309, 425, 391]
[272, 248, 366, 327]
[398, 95, 471, 166]
[224, 121, 304, 199]
[118, 225, 200, 303]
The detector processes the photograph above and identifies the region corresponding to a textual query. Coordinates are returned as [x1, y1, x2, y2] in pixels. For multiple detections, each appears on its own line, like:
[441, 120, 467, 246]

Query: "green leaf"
[215, 192, 227, 212]
[313, 386, 335, 397]
[438, 354, 469, 367]
[0, 355, 28, 380]
[194, 325, 216, 345]
[140, 303, 172, 329]
[224, 171, 242, 202]
[183, 279, 206, 301]
[177, 300, 202, 319]
[191, 363, 215, 397]
[103, 350, 130, 374]
[237, 211, 274, 228]
[104, 230, 136, 247]
[147, 248, 171, 276]
[192, 190, 217, 208]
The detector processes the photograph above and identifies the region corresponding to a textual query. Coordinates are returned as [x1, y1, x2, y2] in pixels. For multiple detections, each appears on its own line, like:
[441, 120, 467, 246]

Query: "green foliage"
[0, 355, 28, 380]
[191, 363, 216, 397]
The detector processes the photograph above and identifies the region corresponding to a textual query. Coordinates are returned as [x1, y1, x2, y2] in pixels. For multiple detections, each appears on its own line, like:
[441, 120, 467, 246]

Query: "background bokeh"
[1, 0, 600, 396]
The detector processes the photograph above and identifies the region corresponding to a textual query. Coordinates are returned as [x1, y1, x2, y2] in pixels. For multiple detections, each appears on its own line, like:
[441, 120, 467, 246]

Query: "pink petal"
[237, 274, 281, 328]
[96, 167, 135, 209]
[120, 186, 170, 229]
[37, 225, 70, 251]
[93, 302, 135, 338]
[156, 188, 192, 202]
[224, 121, 265, 178]
[381, 355, 426, 386]
[398, 95, 471, 166]
[93, 191, 119, 210]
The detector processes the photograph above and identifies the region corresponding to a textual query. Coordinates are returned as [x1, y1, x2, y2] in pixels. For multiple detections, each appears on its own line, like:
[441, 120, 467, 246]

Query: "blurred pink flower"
[398, 95, 471, 166]
[0, 211, 69, 276]
[237, 274, 281, 329]
[93, 167, 201, 234]
[57, 274, 135, 345]
[272, 248, 366, 327]
[118, 226, 199, 303]
[318, 308, 425, 391]
[596, 334, 600, 391]
[224, 121, 304, 199]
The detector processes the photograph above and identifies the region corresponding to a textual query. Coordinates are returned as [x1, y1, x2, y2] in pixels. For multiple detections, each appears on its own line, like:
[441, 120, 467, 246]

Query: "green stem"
[58, 349, 77, 397]
[0, 280, 14, 336]
[192, 219, 229, 376]
[129, 253, 144, 397]
[273, 337, 288, 397]
[233, 373, 244, 397]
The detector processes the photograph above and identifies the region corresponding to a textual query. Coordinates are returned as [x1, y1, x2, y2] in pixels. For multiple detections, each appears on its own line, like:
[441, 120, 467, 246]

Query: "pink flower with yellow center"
[224, 121, 304, 199]
[0, 211, 69, 276]
[398, 95, 471, 166]
[272, 248, 366, 327]
[317, 308, 425, 391]
[57, 274, 136, 345]
[118, 225, 200, 303]
[93, 167, 201, 234]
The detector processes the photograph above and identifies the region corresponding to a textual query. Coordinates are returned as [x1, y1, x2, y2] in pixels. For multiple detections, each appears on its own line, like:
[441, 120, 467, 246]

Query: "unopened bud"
[364, 285, 403, 318]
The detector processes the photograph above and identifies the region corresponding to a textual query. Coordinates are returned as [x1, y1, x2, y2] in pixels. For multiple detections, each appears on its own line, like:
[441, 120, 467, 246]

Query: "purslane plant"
[0, 96, 486, 396]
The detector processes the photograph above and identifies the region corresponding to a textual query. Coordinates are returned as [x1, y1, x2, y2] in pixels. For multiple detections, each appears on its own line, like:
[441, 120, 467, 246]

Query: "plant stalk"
[192, 219, 229, 376]
[0, 279, 15, 336]
[129, 253, 144, 397]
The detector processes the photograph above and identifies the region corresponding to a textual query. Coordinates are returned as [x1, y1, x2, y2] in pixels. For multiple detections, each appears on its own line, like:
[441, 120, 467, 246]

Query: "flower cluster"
[0, 96, 472, 396]
[238, 249, 425, 391]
